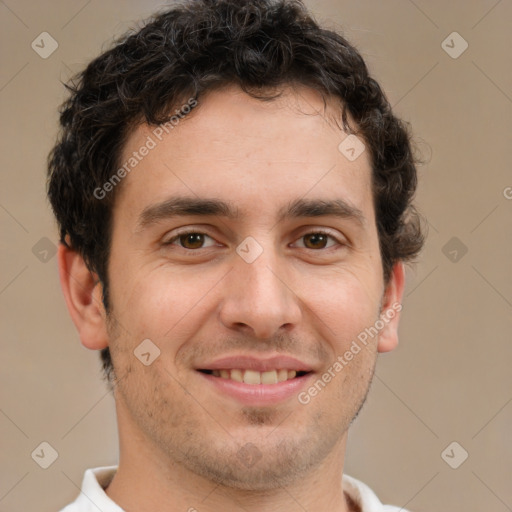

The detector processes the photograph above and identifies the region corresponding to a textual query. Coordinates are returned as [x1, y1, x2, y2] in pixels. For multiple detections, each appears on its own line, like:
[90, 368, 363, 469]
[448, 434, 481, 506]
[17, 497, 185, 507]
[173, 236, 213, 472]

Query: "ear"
[57, 242, 109, 350]
[377, 262, 406, 353]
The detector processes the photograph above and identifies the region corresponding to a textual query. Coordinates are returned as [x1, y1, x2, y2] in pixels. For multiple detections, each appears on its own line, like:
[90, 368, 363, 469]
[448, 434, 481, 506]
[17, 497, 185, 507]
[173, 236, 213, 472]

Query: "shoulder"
[58, 466, 122, 512]
[343, 474, 411, 512]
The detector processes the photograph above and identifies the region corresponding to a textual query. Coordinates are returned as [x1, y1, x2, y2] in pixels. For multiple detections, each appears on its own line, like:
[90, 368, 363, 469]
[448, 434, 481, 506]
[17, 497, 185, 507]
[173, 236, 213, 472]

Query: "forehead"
[115, 84, 374, 224]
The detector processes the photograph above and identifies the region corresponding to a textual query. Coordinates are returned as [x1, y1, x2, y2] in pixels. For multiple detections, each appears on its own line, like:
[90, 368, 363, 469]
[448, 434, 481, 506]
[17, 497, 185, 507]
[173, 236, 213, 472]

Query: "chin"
[173, 431, 337, 491]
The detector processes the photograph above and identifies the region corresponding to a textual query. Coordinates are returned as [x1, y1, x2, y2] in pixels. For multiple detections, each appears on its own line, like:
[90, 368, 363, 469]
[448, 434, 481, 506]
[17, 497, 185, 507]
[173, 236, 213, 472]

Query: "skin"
[58, 84, 405, 512]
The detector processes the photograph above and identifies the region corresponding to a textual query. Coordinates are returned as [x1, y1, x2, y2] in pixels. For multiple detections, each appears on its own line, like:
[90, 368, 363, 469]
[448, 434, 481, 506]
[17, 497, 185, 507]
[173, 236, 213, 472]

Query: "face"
[105, 85, 398, 490]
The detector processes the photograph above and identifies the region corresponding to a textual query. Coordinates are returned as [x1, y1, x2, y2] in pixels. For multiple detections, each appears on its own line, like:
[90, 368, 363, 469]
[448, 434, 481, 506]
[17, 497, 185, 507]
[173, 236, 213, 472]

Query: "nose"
[218, 247, 302, 339]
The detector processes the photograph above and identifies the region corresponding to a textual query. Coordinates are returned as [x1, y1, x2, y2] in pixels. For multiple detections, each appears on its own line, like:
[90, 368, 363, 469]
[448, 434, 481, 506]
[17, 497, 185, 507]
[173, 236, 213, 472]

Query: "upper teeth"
[211, 369, 298, 384]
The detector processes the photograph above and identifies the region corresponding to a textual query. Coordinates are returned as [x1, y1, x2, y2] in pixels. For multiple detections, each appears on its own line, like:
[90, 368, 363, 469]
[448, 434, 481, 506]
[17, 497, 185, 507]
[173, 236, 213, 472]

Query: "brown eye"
[163, 231, 218, 250]
[291, 231, 342, 251]
[179, 233, 205, 249]
[303, 233, 329, 249]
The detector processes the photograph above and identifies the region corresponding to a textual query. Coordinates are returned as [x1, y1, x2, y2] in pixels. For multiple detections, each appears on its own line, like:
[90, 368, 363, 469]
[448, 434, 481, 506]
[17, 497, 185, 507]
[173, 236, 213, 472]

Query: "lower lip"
[198, 371, 314, 406]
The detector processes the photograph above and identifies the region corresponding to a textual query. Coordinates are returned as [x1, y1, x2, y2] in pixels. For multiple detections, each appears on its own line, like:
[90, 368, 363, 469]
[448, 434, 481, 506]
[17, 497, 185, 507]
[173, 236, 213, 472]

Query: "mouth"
[195, 356, 315, 405]
[198, 368, 310, 385]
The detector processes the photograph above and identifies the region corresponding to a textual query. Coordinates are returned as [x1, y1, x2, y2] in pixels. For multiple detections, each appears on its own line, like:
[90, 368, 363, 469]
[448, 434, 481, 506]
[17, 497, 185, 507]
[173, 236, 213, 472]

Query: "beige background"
[1, 1, 511, 511]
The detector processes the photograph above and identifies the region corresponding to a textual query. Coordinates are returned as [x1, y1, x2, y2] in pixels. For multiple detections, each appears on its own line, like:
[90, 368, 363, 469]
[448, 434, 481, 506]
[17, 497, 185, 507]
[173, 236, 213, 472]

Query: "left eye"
[293, 232, 339, 250]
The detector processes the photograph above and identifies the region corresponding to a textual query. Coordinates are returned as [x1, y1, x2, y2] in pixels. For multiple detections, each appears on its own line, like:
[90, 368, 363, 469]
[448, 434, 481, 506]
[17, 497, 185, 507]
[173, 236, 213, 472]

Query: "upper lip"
[197, 355, 314, 373]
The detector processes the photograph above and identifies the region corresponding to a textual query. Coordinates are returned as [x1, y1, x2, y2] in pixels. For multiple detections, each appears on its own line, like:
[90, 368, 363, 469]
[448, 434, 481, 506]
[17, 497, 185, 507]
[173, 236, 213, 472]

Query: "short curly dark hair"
[47, 0, 424, 383]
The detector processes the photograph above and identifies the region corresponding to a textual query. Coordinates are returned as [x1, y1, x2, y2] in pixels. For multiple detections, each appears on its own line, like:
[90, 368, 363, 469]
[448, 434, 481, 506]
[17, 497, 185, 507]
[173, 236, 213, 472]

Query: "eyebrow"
[278, 198, 365, 226]
[136, 196, 366, 231]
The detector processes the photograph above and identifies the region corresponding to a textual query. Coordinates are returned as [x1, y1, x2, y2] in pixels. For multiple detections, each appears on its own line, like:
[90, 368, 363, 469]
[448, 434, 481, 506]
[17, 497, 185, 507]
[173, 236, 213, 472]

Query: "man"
[48, 0, 424, 510]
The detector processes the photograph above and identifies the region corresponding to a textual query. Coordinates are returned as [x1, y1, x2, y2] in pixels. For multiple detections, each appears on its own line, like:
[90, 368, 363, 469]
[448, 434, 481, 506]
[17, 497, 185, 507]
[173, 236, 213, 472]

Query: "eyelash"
[162, 229, 345, 251]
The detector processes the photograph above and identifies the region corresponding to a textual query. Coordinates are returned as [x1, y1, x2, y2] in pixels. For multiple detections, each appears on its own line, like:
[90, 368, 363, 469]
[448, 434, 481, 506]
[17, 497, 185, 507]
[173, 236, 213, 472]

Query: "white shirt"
[59, 466, 409, 512]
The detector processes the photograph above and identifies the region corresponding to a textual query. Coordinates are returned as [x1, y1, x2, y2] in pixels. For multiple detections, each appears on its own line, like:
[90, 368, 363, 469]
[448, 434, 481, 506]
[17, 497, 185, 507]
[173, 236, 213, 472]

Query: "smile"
[199, 368, 309, 385]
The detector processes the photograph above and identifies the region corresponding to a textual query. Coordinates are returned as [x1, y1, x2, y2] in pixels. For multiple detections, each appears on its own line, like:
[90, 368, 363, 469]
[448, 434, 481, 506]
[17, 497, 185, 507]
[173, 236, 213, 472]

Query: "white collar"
[61, 466, 408, 512]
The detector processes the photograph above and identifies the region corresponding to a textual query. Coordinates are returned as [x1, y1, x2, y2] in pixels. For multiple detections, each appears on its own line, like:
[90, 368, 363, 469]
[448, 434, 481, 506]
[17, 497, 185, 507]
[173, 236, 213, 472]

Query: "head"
[48, 0, 423, 491]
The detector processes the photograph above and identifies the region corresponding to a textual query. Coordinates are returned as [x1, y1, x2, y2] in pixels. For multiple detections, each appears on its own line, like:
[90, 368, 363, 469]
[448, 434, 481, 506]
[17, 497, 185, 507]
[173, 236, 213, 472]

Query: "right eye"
[162, 231, 218, 250]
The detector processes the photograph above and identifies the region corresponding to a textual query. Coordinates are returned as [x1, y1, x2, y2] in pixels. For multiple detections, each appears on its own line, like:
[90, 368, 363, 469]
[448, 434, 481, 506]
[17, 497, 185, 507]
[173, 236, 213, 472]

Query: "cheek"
[299, 266, 382, 349]
[111, 265, 223, 342]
